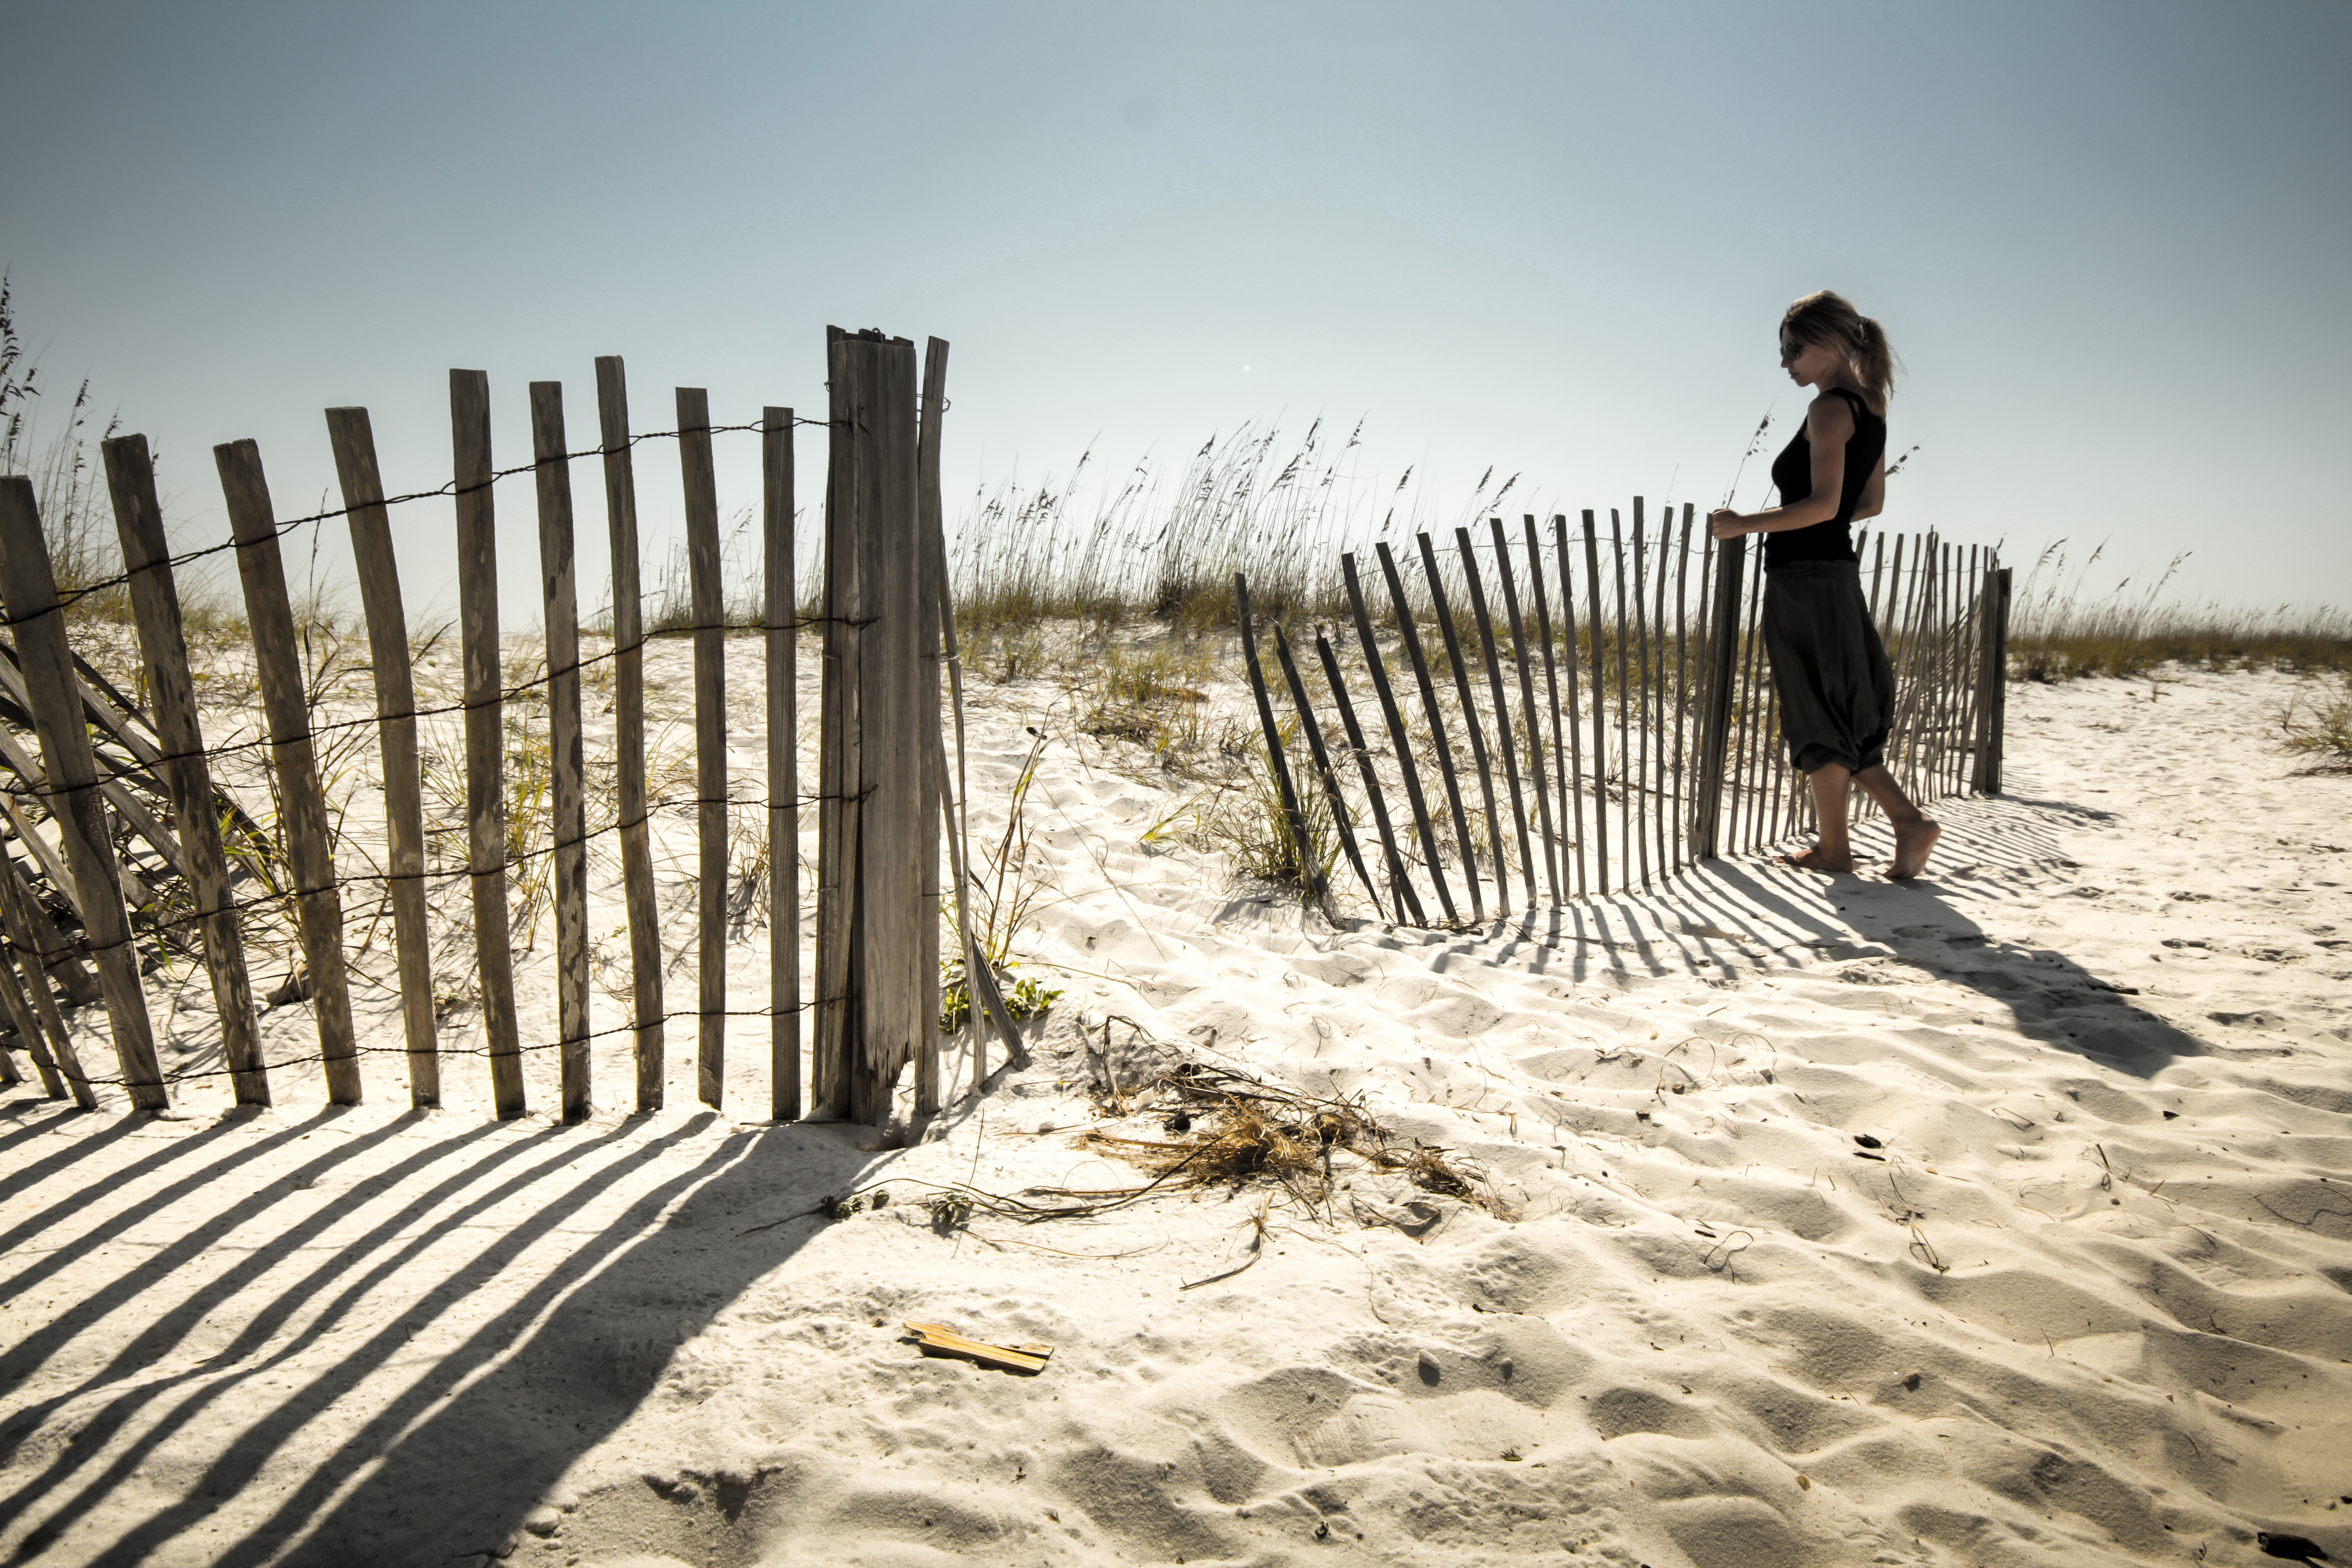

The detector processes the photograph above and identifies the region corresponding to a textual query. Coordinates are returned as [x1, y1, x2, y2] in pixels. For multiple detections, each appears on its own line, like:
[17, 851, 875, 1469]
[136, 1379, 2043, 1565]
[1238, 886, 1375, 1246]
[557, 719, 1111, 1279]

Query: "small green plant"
[939, 958, 1063, 1032]
[926, 1191, 973, 1232]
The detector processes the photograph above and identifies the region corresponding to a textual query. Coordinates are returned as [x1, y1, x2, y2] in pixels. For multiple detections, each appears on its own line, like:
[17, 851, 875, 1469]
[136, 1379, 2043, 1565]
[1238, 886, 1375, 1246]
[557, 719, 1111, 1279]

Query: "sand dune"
[3, 662, 2347, 1566]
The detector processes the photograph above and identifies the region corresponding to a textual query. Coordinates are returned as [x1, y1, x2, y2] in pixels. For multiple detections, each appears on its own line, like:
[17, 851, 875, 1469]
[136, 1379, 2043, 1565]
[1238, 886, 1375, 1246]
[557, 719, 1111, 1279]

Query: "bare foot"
[1888, 816, 1940, 879]
[1778, 844, 1855, 874]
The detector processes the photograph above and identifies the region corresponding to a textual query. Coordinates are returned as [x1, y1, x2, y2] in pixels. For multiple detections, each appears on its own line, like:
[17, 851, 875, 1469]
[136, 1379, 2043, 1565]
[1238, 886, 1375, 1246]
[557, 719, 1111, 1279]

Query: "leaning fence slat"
[449, 371, 525, 1117]
[678, 386, 729, 1110]
[1273, 620, 1378, 914]
[594, 357, 663, 1112]
[0, 477, 166, 1110]
[1236, 575, 1326, 908]
[914, 342, 949, 1116]
[0, 807, 98, 1007]
[1735, 554, 1770, 854]
[104, 434, 268, 1107]
[529, 383, 593, 1122]
[1491, 519, 1559, 905]
[1552, 518, 1588, 897]
[1580, 514, 1610, 894]
[919, 349, 1017, 1080]
[328, 407, 440, 1107]
[1670, 507, 1694, 876]
[1610, 510, 1643, 887]
[1420, 532, 1507, 915]
[0, 934, 63, 1099]
[1343, 553, 1454, 923]
[1313, 625, 1425, 926]
[0, 857, 87, 1106]
[765, 404, 802, 1120]
[1457, 526, 1535, 910]
[1691, 531, 1746, 860]
[1629, 508, 1656, 889]
[1523, 518, 1572, 902]
[0, 654, 184, 881]
[1375, 542, 1479, 923]
[220, 440, 362, 1104]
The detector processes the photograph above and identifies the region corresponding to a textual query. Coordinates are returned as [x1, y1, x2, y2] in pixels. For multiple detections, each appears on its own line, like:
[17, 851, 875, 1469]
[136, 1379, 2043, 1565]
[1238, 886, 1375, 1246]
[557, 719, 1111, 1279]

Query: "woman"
[1708, 291, 1938, 879]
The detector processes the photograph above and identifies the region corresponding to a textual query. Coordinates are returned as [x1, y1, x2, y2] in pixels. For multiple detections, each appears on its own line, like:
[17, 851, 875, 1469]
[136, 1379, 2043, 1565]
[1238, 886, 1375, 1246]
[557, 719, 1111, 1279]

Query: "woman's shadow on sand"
[1480, 780, 2237, 1081]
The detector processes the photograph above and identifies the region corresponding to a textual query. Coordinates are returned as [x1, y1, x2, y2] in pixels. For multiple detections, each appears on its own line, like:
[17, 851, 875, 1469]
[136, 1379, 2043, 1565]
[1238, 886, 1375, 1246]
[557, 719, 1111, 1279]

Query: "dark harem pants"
[1761, 560, 1896, 775]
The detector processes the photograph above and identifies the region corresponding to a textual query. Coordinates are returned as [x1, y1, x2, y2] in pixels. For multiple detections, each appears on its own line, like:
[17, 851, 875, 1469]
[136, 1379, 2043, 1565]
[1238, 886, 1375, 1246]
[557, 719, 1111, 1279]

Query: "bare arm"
[1710, 394, 1855, 539]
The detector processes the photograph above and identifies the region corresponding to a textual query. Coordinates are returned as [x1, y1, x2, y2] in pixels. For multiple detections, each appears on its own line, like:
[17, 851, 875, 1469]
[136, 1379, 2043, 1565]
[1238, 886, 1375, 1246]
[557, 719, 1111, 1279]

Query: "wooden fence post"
[103, 434, 269, 1107]
[531, 382, 592, 1121]
[677, 386, 729, 1110]
[450, 372, 525, 1118]
[327, 407, 440, 1108]
[594, 357, 663, 1112]
[0, 476, 167, 1109]
[764, 404, 800, 1122]
[1690, 533, 1747, 859]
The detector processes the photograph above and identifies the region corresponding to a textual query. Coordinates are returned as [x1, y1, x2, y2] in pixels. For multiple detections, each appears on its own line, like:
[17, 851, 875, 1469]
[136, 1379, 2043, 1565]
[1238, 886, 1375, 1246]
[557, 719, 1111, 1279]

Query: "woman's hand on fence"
[1708, 509, 1750, 541]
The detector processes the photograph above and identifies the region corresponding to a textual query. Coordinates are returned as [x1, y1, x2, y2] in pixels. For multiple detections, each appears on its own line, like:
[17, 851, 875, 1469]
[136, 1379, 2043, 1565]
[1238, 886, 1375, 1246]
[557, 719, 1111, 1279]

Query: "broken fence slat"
[902, 1321, 1053, 1374]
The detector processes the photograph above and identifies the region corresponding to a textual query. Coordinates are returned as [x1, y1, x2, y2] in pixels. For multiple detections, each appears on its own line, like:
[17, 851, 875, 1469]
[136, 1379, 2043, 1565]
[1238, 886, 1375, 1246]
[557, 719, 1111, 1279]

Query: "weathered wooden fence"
[1237, 505, 2009, 924]
[0, 328, 1005, 1122]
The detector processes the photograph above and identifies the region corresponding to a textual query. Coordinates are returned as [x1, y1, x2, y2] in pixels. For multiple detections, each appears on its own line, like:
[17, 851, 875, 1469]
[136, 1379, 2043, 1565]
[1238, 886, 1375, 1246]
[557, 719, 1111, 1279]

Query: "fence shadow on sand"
[0, 1107, 907, 1564]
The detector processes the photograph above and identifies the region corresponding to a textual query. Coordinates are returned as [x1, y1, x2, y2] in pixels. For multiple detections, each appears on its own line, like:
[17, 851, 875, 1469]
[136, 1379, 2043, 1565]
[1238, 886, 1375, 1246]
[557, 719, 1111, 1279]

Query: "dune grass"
[2006, 541, 2350, 681]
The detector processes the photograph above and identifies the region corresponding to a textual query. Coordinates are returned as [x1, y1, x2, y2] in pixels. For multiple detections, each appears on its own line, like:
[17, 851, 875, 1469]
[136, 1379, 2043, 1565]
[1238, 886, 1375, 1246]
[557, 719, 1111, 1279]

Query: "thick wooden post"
[764, 404, 800, 1121]
[678, 386, 729, 1109]
[450, 372, 525, 1118]
[825, 332, 928, 1126]
[1691, 532, 1747, 859]
[1975, 564, 2011, 794]
[532, 383, 592, 1121]
[814, 329, 857, 1118]
[103, 435, 268, 1106]
[0, 476, 167, 1109]
[328, 407, 440, 1107]
[594, 357, 663, 1112]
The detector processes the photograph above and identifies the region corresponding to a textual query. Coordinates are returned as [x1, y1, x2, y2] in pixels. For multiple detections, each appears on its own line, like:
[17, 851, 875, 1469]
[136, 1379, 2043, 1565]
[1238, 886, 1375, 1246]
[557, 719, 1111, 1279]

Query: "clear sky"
[4, 0, 2346, 625]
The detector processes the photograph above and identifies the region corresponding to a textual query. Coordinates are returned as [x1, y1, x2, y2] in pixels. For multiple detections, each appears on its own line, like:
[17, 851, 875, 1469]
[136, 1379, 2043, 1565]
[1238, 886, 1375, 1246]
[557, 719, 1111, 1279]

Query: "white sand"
[3, 661, 2347, 1567]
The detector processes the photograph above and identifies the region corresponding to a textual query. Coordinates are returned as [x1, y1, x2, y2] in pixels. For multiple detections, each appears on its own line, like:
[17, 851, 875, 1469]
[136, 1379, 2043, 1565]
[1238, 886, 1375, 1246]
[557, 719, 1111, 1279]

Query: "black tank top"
[1764, 387, 1884, 567]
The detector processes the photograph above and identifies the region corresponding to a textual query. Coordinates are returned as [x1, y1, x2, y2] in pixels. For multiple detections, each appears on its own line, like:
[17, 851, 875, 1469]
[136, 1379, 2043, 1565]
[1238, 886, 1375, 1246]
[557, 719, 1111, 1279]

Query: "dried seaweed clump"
[1074, 1059, 1499, 1216]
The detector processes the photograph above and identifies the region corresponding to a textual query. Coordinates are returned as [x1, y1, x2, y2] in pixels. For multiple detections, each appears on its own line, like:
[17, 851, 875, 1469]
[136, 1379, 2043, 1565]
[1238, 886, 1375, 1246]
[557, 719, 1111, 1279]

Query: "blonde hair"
[1783, 291, 1898, 412]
